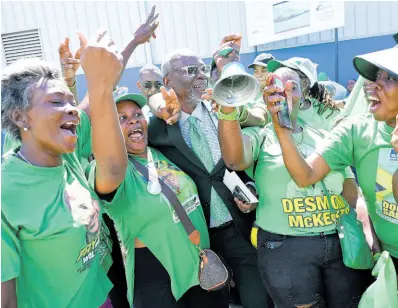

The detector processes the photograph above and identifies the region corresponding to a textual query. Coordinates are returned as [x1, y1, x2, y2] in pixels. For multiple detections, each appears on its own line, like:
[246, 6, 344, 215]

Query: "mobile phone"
[268, 74, 293, 130]
[232, 186, 251, 204]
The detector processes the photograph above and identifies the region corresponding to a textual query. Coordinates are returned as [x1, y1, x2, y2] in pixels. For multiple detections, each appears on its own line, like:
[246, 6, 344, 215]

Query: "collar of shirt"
[180, 101, 207, 125]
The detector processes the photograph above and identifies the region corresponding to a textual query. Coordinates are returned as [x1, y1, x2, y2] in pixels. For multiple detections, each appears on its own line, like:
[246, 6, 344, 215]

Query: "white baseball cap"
[353, 47, 398, 82]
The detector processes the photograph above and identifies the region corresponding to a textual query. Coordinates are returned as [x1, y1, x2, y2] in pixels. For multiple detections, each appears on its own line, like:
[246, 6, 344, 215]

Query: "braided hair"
[296, 70, 340, 119]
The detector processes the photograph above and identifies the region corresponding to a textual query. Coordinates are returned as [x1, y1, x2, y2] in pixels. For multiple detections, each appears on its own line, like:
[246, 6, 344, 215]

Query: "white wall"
[1, 1, 398, 73]
[257, 1, 398, 51]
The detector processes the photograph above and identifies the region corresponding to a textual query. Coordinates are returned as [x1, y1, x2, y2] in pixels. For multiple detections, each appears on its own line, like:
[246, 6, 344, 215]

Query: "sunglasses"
[173, 65, 210, 77]
[142, 81, 163, 90]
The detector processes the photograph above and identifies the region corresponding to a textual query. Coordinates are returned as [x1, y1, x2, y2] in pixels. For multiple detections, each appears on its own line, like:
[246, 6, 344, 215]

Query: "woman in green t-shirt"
[1, 32, 127, 307]
[264, 48, 398, 273]
[88, 88, 226, 308]
[217, 67, 370, 307]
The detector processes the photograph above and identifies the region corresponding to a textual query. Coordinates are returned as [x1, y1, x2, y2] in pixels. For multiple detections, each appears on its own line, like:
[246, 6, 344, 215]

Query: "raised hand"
[212, 33, 242, 74]
[58, 36, 86, 86]
[263, 74, 285, 129]
[149, 87, 181, 125]
[79, 29, 123, 90]
[161, 87, 181, 125]
[132, 5, 159, 45]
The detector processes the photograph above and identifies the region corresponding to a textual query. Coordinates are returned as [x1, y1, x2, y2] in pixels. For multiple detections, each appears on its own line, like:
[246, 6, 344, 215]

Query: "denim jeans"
[257, 228, 372, 308]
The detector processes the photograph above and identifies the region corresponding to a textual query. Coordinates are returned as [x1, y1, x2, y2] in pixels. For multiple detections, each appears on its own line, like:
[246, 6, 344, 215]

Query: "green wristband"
[218, 107, 239, 121]
[238, 106, 249, 124]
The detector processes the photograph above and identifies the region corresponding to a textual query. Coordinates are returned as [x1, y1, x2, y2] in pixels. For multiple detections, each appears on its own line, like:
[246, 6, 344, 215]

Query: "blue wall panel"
[75, 34, 397, 101]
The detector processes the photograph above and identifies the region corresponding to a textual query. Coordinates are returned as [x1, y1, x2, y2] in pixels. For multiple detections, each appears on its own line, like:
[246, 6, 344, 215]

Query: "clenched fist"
[212, 34, 241, 76]
[79, 29, 123, 89]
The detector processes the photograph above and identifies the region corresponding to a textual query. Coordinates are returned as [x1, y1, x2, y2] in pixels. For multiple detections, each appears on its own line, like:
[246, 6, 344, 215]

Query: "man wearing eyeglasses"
[147, 36, 272, 308]
[136, 64, 164, 100]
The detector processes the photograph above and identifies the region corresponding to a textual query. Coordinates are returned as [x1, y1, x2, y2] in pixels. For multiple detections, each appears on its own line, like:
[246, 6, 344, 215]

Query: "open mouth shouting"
[128, 127, 144, 142]
[368, 98, 381, 113]
[60, 121, 78, 137]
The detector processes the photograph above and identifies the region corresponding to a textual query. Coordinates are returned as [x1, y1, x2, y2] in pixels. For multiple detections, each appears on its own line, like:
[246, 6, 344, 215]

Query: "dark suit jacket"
[148, 116, 255, 241]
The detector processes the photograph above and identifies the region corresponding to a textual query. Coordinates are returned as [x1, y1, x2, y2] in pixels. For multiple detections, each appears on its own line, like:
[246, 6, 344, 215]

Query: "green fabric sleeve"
[316, 117, 355, 171]
[87, 161, 128, 210]
[242, 126, 266, 162]
[1, 212, 21, 282]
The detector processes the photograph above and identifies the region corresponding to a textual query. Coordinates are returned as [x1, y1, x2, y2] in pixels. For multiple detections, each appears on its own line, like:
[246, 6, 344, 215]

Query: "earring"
[23, 127, 28, 131]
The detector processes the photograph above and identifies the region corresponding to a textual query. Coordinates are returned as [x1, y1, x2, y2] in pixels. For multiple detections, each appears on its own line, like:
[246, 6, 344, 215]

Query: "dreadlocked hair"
[296, 70, 340, 119]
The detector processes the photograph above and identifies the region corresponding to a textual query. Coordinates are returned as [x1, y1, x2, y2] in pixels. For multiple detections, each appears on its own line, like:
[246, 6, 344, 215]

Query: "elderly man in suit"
[147, 34, 271, 308]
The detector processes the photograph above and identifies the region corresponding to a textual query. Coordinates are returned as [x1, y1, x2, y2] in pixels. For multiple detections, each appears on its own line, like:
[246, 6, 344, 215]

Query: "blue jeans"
[257, 228, 372, 308]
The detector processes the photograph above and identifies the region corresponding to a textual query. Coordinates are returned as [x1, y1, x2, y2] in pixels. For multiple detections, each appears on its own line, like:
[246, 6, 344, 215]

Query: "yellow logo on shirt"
[381, 200, 398, 220]
[76, 234, 100, 263]
[375, 148, 397, 224]
[281, 195, 349, 228]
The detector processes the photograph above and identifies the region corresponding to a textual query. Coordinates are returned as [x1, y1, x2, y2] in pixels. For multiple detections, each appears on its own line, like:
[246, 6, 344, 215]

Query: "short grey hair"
[1, 58, 63, 140]
[139, 64, 161, 76]
[161, 48, 199, 77]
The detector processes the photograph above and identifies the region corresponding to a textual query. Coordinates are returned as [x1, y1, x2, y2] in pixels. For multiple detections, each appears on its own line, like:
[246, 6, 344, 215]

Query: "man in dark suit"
[147, 35, 271, 308]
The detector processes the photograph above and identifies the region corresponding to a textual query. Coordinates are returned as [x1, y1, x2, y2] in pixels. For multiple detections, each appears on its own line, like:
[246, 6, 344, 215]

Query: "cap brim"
[248, 62, 268, 69]
[115, 93, 147, 108]
[267, 60, 298, 73]
[353, 48, 398, 82]
[268, 59, 316, 87]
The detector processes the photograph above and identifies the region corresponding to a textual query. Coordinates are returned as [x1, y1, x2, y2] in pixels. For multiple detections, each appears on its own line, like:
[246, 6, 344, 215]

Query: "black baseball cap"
[248, 53, 275, 69]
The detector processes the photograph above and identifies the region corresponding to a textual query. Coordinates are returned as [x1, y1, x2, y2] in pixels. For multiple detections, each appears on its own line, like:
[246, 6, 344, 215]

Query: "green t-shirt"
[88, 147, 210, 305]
[243, 122, 353, 236]
[317, 114, 398, 257]
[1, 110, 112, 308]
[298, 98, 341, 132]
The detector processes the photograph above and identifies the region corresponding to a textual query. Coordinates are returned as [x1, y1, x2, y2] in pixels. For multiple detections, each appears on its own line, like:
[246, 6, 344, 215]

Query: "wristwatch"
[245, 181, 257, 195]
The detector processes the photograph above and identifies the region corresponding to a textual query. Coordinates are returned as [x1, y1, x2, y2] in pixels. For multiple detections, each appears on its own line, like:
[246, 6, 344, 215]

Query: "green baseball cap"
[113, 87, 147, 108]
[267, 57, 318, 87]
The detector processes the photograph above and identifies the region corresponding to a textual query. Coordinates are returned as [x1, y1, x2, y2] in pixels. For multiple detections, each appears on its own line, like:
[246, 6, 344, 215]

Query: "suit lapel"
[166, 123, 208, 173]
[210, 158, 225, 176]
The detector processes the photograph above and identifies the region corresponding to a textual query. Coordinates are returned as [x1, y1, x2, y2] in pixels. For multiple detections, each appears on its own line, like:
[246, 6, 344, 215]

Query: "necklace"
[17, 151, 33, 165]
